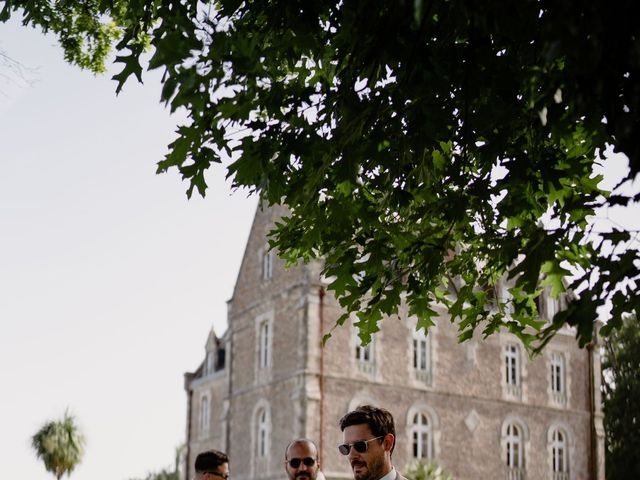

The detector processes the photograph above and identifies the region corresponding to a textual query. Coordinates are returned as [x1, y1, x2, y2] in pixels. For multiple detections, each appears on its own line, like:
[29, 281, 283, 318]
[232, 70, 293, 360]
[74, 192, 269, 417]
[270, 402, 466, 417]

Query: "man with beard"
[284, 439, 322, 480]
[338, 405, 408, 480]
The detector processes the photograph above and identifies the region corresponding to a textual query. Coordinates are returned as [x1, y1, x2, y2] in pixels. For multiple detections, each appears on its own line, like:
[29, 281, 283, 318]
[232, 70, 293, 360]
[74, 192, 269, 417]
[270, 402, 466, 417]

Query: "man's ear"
[383, 433, 395, 452]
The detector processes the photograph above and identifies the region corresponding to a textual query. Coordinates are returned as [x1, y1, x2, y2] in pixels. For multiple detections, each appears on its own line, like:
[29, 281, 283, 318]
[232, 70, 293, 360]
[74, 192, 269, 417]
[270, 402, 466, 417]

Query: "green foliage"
[1, 0, 153, 74]
[31, 410, 85, 480]
[128, 468, 179, 480]
[4, 0, 640, 351]
[602, 313, 640, 479]
[128, 443, 184, 480]
[402, 459, 453, 480]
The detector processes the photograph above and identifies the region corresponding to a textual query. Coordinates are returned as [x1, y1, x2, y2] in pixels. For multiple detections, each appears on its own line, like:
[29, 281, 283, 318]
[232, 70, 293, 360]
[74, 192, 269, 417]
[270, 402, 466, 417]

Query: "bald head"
[285, 439, 318, 459]
[284, 438, 320, 480]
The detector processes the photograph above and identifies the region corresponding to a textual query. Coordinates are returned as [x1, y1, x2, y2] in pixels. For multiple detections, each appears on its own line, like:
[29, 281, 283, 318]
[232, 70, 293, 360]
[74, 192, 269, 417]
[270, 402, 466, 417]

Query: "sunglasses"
[338, 435, 384, 455]
[286, 457, 317, 468]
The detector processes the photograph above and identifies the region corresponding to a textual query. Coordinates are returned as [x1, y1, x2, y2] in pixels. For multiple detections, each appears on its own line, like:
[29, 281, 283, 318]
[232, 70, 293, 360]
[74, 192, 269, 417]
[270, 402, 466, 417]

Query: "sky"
[1, 20, 256, 480]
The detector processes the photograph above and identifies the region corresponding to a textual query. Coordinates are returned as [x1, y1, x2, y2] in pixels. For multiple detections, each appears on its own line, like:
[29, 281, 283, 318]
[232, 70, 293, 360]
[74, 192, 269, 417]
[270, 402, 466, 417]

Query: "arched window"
[501, 417, 528, 479]
[199, 395, 209, 437]
[411, 412, 432, 460]
[257, 407, 269, 458]
[251, 401, 271, 477]
[551, 428, 569, 479]
[502, 420, 527, 480]
[407, 404, 439, 462]
[505, 422, 523, 468]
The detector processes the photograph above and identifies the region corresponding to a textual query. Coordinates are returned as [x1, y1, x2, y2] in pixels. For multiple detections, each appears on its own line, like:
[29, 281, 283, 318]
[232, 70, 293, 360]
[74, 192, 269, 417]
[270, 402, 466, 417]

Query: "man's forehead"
[343, 423, 374, 439]
[287, 441, 316, 457]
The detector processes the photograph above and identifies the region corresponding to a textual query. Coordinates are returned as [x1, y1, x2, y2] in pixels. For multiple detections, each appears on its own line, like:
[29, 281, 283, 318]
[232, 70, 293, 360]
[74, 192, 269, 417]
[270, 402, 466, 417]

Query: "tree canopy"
[602, 313, 640, 479]
[4, 0, 639, 351]
[31, 411, 85, 480]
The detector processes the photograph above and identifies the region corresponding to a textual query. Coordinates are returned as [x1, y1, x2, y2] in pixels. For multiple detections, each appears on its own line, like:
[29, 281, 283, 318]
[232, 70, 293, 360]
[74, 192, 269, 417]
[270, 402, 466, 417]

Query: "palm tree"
[31, 410, 85, 480]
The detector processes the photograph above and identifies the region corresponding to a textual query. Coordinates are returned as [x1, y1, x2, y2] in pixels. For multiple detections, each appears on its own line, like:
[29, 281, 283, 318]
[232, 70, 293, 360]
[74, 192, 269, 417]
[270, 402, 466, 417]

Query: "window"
[505, 343, 522, 398]
[262, 249, 273, 280]
[206, 351, 215, 375]
[411, 412, 432, 460]
[505, 423, 525, 479]
[551, 352, 566, 405]
[258, 319, 270, 369]
[355, 338, 374, 374]
[546, 296, 558, 321]
[356, 342, 371, 362]
[413, 329, 431, 384]
[251, 401, 271, 476]
[501, 418, 528, 480]
[406, 405, 440, 462]
[257, 408, 268, 458]
[551, 428, 569, 480]
[199, 395, 209, 437]
[255, 312, 273, 380]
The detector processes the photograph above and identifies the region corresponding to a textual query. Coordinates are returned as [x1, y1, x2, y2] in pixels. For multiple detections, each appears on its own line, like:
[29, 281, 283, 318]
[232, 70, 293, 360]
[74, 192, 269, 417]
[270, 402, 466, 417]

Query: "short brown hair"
[195, 450, 228, 472]
[339, 405, 396, 454]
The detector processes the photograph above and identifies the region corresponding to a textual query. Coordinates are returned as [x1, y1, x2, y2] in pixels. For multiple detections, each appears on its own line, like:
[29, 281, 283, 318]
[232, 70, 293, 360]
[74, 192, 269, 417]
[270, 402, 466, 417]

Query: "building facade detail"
[184, 205, 605, 480]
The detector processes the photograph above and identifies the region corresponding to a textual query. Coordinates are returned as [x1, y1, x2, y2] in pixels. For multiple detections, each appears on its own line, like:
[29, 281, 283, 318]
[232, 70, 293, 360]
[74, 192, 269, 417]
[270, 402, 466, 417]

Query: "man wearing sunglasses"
[194, 449, 229, 480]
[284, 438, 321, 480]
[338, 405, 408, 480]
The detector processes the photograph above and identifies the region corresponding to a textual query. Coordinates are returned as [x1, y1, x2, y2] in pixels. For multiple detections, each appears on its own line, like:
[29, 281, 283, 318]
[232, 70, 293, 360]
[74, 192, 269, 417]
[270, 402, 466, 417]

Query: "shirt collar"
[378, 467, 396, 480]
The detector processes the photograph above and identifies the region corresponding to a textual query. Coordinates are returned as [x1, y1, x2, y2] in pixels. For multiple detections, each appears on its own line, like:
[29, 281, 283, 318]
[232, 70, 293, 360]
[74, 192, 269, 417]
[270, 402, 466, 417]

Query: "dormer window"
[206, 351, 215, 375]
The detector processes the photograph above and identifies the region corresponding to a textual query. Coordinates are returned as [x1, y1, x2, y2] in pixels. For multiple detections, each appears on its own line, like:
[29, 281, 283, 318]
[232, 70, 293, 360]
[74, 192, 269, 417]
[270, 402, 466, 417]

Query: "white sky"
[1, 20, 256, 480]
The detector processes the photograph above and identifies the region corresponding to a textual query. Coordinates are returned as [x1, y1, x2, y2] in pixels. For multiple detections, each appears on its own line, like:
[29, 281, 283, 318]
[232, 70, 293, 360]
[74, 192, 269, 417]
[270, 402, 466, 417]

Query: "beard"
[351, 455, 386, 480]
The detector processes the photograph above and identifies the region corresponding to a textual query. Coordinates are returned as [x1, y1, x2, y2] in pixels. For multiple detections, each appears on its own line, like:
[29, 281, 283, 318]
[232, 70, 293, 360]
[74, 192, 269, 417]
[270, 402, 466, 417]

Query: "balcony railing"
[506, 467, 525, 480]
[506, 383, 522, 399]
[357, 361, 374, 374]
[414, 369, 432, 385]
[552, 391, 567, 406]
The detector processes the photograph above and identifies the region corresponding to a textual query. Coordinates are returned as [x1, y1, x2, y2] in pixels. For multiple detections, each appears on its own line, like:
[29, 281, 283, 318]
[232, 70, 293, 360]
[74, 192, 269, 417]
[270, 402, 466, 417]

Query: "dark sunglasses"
[338, 435, 384, 455]
[286, 457, 316, 468]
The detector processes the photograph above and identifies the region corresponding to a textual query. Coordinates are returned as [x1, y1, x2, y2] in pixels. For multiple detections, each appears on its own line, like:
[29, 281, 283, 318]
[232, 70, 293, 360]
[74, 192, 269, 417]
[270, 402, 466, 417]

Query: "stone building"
[184, 205, 605, 480]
